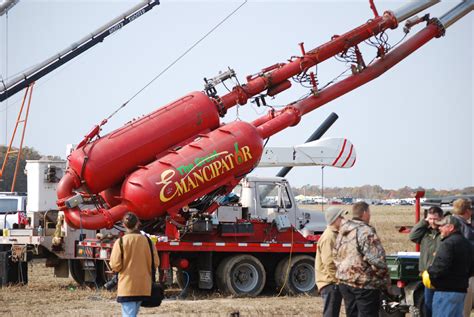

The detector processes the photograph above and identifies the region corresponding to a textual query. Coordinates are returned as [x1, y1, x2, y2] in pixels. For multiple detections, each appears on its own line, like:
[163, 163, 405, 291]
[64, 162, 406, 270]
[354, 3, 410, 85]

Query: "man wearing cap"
[333, 202, 390, 317]
[451, 198, 474, 317]
[409, 206, 443, 317]
[315, 206, 348, 317]
[428, 215, 474, 317]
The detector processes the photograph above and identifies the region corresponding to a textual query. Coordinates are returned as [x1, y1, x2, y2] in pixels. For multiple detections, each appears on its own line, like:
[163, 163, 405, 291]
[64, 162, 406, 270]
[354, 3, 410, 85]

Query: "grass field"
[0, 206, 419, 316]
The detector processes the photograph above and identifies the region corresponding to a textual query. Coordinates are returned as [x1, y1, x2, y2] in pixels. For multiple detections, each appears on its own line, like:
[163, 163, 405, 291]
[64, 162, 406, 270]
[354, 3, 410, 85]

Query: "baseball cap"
[434, 215, 461, 230]
[324, 206, 348, 225]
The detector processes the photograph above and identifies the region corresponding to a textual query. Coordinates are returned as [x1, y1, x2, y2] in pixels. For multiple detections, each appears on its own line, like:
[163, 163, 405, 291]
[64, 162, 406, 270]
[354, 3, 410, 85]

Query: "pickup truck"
[0, 192, 28, 230]
[224, 176, 327, 235]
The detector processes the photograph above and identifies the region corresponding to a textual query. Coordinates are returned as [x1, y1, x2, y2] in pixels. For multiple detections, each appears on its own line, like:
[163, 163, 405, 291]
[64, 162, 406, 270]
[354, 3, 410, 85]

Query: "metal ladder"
[0, 83, 35, 192]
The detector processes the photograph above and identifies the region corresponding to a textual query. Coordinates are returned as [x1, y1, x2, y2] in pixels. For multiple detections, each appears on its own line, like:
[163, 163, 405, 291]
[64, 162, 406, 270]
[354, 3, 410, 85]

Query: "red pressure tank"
[57, 120, 263, 229]
[118, 120, 264, 219]
[66, 91, 220, 194]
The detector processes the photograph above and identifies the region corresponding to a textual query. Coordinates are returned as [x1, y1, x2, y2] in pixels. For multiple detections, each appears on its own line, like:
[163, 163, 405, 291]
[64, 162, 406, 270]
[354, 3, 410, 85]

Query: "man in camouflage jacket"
[333, 202, 390, 317]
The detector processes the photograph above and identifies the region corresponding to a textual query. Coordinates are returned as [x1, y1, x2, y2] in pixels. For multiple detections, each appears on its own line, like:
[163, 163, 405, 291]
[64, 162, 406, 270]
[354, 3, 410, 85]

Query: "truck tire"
[274, 255, 316, 295]
[69, 259, 84, 285]
[216, 254, 266, 297]
[69, 259, 110, 288]
[0, 250, 28, 286]
[95, 260, 114, 286]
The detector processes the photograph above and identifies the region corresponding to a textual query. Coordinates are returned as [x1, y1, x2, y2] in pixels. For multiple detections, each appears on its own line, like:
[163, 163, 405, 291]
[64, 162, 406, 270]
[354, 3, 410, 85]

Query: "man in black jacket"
[428, 215, 473, 317]
[452, 198, 474, 317]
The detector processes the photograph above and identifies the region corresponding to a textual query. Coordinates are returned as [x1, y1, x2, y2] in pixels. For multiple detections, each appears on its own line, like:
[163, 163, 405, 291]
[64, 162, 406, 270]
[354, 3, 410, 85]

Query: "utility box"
[219, 223, 254, 236]
[217, 206, 242, 222]
[275, 214, 291, 232]
[386, 254, 420, 281]
[25, 160, 66, 226]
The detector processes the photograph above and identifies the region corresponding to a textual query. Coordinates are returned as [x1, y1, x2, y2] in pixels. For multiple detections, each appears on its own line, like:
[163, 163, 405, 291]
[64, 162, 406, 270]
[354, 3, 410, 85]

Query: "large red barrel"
[67, 92, 220, 194]
[119, 120, 264, 219]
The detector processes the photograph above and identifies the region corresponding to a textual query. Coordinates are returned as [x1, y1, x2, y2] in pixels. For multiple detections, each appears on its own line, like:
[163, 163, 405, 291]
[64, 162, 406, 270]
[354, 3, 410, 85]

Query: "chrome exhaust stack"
[440, 0, 473, 29]
[0, 0, 19, 16]
[393, 0, 441, 22]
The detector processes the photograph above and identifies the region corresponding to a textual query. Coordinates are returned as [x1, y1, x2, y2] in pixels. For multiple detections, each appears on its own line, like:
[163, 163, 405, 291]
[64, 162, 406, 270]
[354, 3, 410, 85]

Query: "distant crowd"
[316, 199, 474, 317]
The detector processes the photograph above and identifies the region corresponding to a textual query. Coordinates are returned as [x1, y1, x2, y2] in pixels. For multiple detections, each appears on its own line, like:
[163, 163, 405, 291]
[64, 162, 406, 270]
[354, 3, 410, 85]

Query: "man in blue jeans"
[110, 212, 159, 317]
[428, 215, 474, 317]
[409, 206, 443, 317]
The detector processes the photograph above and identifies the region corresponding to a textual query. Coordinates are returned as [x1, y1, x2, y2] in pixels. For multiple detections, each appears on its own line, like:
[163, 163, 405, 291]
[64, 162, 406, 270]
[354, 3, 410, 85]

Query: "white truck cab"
[0, 192, 27, 229]
[217, 176, 326, 235]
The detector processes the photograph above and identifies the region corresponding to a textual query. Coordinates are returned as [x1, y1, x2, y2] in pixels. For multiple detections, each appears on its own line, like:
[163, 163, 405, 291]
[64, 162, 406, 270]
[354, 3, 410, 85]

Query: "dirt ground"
[0, 205, 417, 316]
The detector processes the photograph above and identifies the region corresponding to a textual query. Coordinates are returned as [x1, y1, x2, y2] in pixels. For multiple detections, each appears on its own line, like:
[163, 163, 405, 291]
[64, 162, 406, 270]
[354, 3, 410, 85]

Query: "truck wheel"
[95, 260, 114, 286]
[216, 254, 266, 297]
[69, 259, 85, 285]
[274, 255, 316, 295]
[0, 250, 28, 286]
[69, 259, 110, 288]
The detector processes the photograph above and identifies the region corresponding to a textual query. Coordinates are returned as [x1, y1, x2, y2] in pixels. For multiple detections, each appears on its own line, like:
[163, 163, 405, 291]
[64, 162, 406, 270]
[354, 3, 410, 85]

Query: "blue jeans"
[424, 287, 435, 317]
[432, 291, 465, 317]
[121, 301, 142, 317]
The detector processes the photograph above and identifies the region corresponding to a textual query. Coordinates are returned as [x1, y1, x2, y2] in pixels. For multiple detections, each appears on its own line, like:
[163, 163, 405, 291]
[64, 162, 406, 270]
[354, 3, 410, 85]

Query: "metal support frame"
[0, 83, 34, 192]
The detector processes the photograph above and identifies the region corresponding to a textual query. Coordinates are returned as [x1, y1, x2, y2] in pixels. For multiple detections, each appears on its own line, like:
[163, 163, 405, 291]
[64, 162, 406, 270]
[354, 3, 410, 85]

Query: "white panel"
[25, 160, 67, 212]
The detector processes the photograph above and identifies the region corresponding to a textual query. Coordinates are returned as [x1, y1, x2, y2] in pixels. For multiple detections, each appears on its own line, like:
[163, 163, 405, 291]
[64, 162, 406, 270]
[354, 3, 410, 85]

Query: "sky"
[0, 0, 472, 190]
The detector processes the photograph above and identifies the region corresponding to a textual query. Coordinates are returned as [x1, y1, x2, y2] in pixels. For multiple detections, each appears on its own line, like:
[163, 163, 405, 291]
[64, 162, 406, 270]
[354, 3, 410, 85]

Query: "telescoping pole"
[276, 112, 339, 178]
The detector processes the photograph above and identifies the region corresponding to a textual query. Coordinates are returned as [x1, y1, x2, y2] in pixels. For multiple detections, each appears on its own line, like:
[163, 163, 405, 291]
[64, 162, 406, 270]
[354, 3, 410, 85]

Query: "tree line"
[292, 184, 474, 199]
[0, 145, 61, 192]
[0, 146, 42, 192]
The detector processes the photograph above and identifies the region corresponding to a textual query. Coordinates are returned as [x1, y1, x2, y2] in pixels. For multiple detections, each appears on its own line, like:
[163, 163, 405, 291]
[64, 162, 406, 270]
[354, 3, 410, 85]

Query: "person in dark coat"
[428, 215, 474, 317]
[451, 198, 474, 317]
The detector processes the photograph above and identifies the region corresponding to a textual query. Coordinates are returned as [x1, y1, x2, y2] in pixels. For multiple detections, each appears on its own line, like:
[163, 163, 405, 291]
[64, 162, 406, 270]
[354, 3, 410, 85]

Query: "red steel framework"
[216, 11, 398, 112]
[0, 83, 35, 192]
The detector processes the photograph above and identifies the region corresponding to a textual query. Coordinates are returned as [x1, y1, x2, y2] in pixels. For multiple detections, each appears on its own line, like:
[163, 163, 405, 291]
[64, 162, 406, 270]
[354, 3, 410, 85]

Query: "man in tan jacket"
[315, 206, 348, 317]
[110, 212, 159, 317]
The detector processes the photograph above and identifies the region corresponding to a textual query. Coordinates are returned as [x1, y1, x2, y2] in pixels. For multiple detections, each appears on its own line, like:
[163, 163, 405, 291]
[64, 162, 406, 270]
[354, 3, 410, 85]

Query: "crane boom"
[0, 0, 19, 16]
[0, 0, 159, 102]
